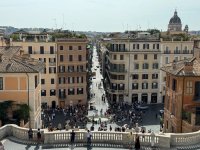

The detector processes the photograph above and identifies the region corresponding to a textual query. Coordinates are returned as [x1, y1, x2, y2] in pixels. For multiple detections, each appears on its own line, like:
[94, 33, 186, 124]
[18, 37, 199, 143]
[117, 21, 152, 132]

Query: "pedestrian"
[156, 113, 157, 119]
[87, 130, 92, 146]
[37, 128, 42, 143]
[58, 123, 62, 131]
[109, 125, 112, 131]
[127, 132, 134, 149]
[28, 128, 33, 140]
[135, 134, 140, 150]
[70, 130, 76, 144]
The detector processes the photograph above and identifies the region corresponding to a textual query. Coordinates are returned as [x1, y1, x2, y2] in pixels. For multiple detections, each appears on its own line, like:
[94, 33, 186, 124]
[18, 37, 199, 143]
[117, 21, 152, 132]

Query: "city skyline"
[0, 0, 200, 32]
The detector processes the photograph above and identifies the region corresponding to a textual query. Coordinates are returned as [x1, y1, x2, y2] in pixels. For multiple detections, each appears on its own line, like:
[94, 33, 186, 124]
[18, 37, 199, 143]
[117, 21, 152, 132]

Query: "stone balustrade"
[0, 124, 200, 149]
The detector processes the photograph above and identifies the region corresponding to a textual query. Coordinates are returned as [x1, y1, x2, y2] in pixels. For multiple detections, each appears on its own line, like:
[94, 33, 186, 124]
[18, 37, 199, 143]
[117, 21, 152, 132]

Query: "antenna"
[53, 18, 57, 29]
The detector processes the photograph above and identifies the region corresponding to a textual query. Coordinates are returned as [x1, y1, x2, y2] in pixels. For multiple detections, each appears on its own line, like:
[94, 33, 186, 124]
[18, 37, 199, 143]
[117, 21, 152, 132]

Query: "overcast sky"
[0, 0, 199, 32]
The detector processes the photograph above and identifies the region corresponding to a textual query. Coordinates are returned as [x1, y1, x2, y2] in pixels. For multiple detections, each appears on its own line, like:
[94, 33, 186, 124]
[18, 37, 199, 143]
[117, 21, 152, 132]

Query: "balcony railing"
[3, 124, 200, 149]
[49, 62, 56, 66]
[110, 69, 127, 73]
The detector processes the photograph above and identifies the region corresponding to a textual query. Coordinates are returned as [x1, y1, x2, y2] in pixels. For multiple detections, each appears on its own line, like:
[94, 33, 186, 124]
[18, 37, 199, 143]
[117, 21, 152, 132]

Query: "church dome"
[169, 10, 181, 24]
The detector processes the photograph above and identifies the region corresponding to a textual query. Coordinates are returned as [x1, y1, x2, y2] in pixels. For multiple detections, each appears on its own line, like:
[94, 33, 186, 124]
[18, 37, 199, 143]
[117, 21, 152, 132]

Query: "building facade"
[161, 40, 200, 133]
[56, 38, 88, 107]
[0, 46, 44, 129]
[104, 33, 162, 104]
[10, 40, 57, 109]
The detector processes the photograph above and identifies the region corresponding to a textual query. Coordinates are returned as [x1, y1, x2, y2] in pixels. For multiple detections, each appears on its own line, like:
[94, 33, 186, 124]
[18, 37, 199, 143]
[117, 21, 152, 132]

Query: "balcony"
[107, 89, 128, 94]
[49, 62, 56, 66]
[109, 69, 127, 73]
[163, 50, 171, 54]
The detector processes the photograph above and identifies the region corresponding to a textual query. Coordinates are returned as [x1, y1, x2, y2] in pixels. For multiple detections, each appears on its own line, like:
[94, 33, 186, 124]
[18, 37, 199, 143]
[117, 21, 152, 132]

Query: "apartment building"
[104, 32, 161, 104]
[0, 46, 44, 129]
[160, 39, 194, 102]
[56, 38, 88, 107]
[10, 38, 57, 109]
[161, 40, 200, 133]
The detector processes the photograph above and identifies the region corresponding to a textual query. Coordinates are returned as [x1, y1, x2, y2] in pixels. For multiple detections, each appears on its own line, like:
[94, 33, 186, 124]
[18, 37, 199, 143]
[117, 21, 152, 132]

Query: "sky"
[0, 0, 199, 32]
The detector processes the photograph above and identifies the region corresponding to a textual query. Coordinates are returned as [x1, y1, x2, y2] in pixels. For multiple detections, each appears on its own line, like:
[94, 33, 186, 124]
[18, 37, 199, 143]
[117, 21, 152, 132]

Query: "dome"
[169, 10, 181, 24]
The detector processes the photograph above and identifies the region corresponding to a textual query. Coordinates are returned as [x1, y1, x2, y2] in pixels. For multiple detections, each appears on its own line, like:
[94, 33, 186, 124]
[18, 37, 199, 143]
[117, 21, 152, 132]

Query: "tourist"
[37, 128, 41, 143]
[87, 130, 92, 145]
[127, 132, 134, 149]
[70, 130, 76, 144]
[58, 123, 62, 131]
[28, 128, 33, 140]
[109, 125, 112, 131]
[135, 134, 140, 150]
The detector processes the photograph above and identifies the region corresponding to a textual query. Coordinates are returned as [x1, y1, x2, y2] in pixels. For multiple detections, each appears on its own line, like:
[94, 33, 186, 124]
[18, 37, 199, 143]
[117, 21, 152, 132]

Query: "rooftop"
[0, 46, 44, 73]
[161, 57, 200, 76]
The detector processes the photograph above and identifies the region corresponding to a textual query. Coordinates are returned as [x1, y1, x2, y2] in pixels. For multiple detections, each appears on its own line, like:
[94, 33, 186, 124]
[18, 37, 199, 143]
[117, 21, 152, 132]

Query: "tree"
[16, 104, 30, 122]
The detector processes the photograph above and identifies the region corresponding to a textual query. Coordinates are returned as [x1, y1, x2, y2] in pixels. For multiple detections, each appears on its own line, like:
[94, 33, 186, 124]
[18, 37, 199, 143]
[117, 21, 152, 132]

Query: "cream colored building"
[160, 39, 194, 102]
[0, 46, 44, 129]
[104, 33, 161, 104]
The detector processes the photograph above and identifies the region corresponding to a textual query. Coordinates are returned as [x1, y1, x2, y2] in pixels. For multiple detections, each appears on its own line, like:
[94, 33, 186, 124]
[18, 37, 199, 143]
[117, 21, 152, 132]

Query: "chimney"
[20, 50, 24, 56]
[184, 62, 193, 72]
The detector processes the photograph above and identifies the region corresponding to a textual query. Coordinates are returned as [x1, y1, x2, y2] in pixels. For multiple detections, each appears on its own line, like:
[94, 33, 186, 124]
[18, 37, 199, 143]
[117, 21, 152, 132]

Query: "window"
[77, 65, 83, 72]
[58, 77, 65, 84]
[118, 84, 125, 90]
[195, 82, 200, 100]
[41, 90, 46, 96]
[154, 54, 157, 60]
[165, 57, 169, 64]
[152, 74, 158, 79]
[132, 74, 139, 80]
[134, 63, 139, 69]
[34, 76, 37, 88]
[152, 82, 158, 89]
[137, 44, 139, 49]
[118, 75, 125, 80]
[133, 44, 135, 49]
[69, 55, 73, 61]
[175, 57, 178, 62]
[132, 83, 138, 90]
[68, 77, 75, 84]
[143, 44, 146, 49]
[120, 55, 124, 60]
[152, 63, 159, 69]
[69, 46, 73, 50]
[41, 68, 46, 74]
[78, 46, 82, 50]
[59, 65, 65, 73]
[172, 79, 177, 91]
[143, 63, 149, 69]
[60, 55, 64, 62]
[142, 83, 148, 89]
[142, 74, 148, 79]
[51, 78, 54, 84]
[153, 44, 155, 49]
[49, 67, 56, 73]
[68, 88, 75, 95]
[28, 46, 32, 54]
[77, 88, 83, 94]
[77, 77, 83, 83]
[186, 81, 193, 94]
[144, 54, 147, 60]
[40, 46, 44, 54]
[60, 46, 63, 50]
[78, 55, 82, 61]
[157, 44, 159, 49]
[41, 79, 45, 84]
[59, 89, 66, 99]
[113, 55, 117, 60]
[68, 66, 74, 72]
[134, 54, 138, 60]
[50, 46, 54, 54]
[50, 89, 56, 96]
[49, 58, 56, 63]
[147, 44, 149, 49]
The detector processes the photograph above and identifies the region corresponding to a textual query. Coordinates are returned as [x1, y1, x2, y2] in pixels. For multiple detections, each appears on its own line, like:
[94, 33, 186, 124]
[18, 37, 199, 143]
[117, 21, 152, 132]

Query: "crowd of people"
[41, 104, 89, 131]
